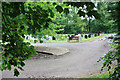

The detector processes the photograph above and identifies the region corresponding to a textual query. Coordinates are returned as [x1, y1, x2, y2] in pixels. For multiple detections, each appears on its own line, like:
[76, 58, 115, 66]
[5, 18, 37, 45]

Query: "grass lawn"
[89, 72, 110, 78]
[23, 34, 106, 43]
[89, 70, 114, 78]
[24, 39, 34, 42]
[46, 34, 106, 43]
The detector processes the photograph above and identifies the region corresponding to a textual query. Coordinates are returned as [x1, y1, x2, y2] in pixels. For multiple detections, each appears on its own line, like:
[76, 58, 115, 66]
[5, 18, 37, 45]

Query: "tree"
[63, 6, 86, 34]
[28, 3, 68, 41]
[35, 11, 67, 41]
[1, 2, 59, 76]
[97, 2, 120, 79]
[50, 11, 67, 34]
[90, 2, 117, 33]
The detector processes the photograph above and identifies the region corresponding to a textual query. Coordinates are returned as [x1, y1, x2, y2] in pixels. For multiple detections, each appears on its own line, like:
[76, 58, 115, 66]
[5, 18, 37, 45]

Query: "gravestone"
[26, 36, 28, 40]
[98, 32, 100, 36]
[45, 35, 49, 40]
[46, 37, 49, 40]
[78, 34, 82, 40]
[81, 34, 83, 37]
[48, 36, 52, 40]
[52, 36, 56, 40]
[88, 34, 91, 38]
[25, 35, 30, 40]
[68, 35, 70, 37]
[85, 35, 88, 39]
[42, 36, 47, 42]
[95, 34, 97, 37]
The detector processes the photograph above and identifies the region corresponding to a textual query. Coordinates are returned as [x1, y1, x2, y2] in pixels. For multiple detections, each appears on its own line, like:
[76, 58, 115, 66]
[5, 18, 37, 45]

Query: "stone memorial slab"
[98, 32, 100, 36]
[81, 34, 83, 37]
[95, 34, 97, 37]
[85, 35, 88, 39]
[78, 34, 82, 40]
[52, 36, 56, 40]
[88, 34, 91, 38]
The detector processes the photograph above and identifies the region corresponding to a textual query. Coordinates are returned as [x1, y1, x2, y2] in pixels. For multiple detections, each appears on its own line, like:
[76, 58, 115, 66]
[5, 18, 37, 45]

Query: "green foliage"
[1, 2, 57, 76]
[64, 2, 100, 19]
[63, 6, 86, 34]
[25, 2, 55, 35]
[97, 39, 119, 79]
[2, 3, 36, 76]
[46, 34, 106, 43]
[55, 5, 63, 13]
[90, 2, 117, 33]
[89, 70, 114, 78]
[14, 68, 19, 77]
[64, 8, 69, 15]
[98, 2, 120, 79]
[78, 10, 85, 17]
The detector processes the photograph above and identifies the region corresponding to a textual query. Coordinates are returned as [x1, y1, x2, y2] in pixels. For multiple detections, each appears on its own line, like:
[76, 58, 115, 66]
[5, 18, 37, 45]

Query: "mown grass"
[78, 34, 106, 42]
[89, 72, 109, 78]
[89, 70, 114, 78]
[23, 34, 106, 43]
[24, 39, 34, 42]
[46, 34, 106, 43]
[89, 62, 117, 78]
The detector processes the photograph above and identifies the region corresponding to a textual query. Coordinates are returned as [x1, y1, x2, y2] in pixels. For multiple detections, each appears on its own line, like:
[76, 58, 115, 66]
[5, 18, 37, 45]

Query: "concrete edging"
[34, 46, 69, 56]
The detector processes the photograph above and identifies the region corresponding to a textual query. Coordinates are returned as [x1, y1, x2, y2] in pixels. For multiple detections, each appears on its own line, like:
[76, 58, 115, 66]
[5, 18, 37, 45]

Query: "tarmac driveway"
[2, 34, 114, 78]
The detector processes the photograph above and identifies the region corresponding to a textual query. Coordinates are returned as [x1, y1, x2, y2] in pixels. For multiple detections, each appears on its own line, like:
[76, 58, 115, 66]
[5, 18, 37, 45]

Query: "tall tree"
[90, 2, 117, 33]
[64, 6, 86, 34]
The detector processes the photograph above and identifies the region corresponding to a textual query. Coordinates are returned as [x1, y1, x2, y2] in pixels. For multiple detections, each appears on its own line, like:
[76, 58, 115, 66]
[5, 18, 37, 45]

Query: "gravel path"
[2, 34, 114, 78]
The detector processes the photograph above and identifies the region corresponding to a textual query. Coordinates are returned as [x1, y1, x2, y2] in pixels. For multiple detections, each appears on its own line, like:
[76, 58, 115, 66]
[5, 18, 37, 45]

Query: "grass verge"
[89, 72, 110, 78]
[89, 62, 116, 78]
[24, 39, 34, 42]
[89, 70, 114, 78]
[23, 34, 106, 43]
[46, 34, 106, 43]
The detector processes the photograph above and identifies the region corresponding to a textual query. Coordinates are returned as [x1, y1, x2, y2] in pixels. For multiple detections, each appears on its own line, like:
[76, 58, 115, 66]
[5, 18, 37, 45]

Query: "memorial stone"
[81, 34, 83, 37]
[26, 36, 28, 40]
[85, 35, 88, 39]
[52, 36, 56, 40]
[78, 34, 82, 40]
[95, 34, 97, 37]
[88, 34, 91, 38]
[98, 32, 100, 36]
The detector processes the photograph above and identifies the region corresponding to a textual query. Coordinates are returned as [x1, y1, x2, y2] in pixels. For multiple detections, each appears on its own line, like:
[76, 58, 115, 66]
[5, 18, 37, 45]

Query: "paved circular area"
[34, 46, 69, 56]
[2, 34, 115, 78]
